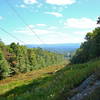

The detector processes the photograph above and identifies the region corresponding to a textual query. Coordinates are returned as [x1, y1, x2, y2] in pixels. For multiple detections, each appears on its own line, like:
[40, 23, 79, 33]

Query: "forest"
[0, 42, 65, 79]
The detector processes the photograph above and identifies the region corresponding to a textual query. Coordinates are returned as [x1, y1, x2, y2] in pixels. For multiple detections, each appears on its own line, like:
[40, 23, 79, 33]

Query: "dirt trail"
[0, 63, 67, 85]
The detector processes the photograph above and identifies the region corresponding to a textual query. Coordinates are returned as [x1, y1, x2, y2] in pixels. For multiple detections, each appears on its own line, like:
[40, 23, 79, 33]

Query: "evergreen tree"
[0, 50, 10, 79]
[0, 42, 65, 79]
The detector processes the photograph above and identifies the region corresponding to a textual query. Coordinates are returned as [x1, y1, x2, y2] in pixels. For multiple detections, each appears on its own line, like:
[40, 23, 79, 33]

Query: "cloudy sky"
[0, 0, 100, 44]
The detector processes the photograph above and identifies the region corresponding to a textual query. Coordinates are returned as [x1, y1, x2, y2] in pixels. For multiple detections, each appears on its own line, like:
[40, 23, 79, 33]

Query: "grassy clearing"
[0, 59, 100, 100]
[0, 60, 68, 96]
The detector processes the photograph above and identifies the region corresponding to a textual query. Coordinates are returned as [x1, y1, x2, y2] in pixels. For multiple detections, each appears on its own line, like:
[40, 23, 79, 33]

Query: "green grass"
[0, 59, 100, 100]
[0, 61, 68, 96]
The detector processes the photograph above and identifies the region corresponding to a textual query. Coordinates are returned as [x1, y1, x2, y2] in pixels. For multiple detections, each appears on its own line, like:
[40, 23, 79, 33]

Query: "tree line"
[71, 27, 100, 64]
[0, 42, 65, 79]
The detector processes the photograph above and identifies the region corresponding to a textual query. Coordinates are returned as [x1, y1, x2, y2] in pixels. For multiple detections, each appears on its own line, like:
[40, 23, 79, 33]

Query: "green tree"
[71, 27, 100, 64]
[0, 50, 10, 79]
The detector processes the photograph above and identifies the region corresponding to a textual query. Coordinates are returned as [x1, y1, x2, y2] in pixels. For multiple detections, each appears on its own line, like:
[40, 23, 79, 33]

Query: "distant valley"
[26, 43, 80, 54]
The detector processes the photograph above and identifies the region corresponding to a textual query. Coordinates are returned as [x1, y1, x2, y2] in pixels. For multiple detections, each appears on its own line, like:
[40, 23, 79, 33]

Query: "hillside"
[0, 58, 100, 100]
[0, 61, 68, 96]
[0, 42, 65, 79]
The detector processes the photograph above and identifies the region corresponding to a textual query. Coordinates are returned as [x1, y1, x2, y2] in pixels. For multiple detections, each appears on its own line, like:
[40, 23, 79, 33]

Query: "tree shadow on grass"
[0, 75, 52, 98]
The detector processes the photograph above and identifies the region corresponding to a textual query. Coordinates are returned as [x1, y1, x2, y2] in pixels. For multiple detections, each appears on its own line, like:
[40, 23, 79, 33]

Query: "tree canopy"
[0, 41, 65, 79]
[71, 27, 100, 64]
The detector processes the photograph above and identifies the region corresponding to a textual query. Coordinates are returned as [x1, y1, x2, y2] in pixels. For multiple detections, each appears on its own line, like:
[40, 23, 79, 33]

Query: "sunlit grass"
[0, 60, 68, 96]
[0, 59, 100, 100]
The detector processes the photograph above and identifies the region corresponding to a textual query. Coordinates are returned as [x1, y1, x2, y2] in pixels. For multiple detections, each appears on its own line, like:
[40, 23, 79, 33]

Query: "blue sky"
[0, 0, 100, 44]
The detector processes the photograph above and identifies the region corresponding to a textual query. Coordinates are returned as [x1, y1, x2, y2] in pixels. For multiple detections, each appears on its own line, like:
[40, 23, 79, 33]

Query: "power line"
[5, 0, 45, 44]
[0, 25, 26, 44]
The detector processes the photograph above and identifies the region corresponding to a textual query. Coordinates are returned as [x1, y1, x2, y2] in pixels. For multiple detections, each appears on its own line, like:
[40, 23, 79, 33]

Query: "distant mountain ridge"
[26, 43, 80, 54]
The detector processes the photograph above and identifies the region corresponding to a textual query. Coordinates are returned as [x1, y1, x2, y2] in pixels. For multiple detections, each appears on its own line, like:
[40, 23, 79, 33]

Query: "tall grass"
[0, 61, 67, 95]
[0, 58, 100, 100]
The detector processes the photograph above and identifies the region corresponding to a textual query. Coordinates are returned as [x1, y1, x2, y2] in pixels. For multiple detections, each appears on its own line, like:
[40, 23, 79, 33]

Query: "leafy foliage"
[71, 27, 100, 64]
[0, 41, 65, 79]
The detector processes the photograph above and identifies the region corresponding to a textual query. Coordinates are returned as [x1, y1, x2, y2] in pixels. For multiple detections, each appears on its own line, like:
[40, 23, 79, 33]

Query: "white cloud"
[64, 18, 96, 29]
[14, 26, 50, 35]
[45, 12, 63, 17]
[20, 4, 27, 8]
[74, 31, 88, 35]
[14, 29, 49, 35]
[46, 0, 76, 5]
[43, 33, 84, 44]
[48, 26, 57, 30]
[0, 16, 3, 20]
[14, 23, 88, 44]
[23, 0, 37, 4]
[28, 25, 35, 28]
[13, 28, 85, 44]
[36, 24, 47, 27]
